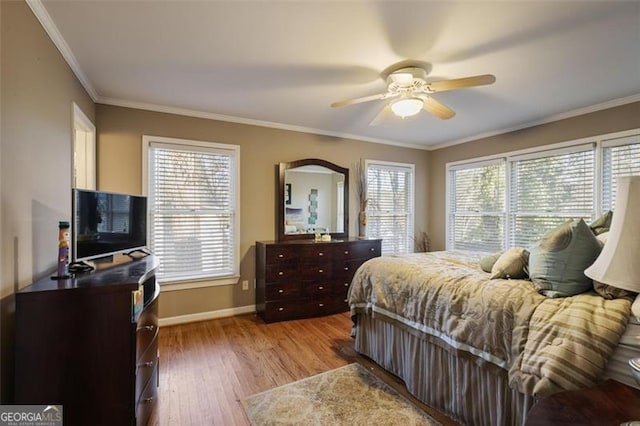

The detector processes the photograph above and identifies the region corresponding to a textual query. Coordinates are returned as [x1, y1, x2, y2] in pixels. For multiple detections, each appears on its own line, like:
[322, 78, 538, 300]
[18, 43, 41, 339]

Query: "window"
[509, 145, 595, 247]
[602, 135, 640, 211]
[143, 136, 240, 285]
[446, 130, 639, 251]
[365, 160, 414, 255]
[448, 160, 505, 252]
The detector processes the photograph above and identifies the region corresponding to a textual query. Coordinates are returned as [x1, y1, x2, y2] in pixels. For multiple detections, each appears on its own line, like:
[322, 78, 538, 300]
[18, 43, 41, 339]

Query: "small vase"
[358, 212, 367, 239]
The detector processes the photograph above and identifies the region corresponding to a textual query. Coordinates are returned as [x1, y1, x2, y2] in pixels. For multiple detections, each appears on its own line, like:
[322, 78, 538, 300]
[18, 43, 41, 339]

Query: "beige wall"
[0, 0, 95, 402]
[96, 104, 430, 318]
[427, 102, 640, 251]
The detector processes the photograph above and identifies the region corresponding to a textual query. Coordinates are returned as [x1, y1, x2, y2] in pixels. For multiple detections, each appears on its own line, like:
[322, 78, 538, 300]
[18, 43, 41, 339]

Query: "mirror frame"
[277, 158, 349, 241]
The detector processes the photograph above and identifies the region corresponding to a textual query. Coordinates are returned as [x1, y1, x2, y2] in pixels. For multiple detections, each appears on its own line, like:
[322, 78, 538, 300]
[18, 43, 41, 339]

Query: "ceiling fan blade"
[330, 93, 395, 108]
[369, 105, 393, 126]
[420, 95, 456, 120]
[424, 74, 496, 93]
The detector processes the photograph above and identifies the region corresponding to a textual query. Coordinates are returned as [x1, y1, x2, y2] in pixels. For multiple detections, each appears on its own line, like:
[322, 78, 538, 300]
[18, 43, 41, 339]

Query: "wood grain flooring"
[148, 312, 457, 426]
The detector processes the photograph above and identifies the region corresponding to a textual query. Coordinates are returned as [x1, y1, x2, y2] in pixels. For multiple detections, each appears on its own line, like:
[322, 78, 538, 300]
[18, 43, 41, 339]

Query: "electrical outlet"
[242, 280, 249, 290]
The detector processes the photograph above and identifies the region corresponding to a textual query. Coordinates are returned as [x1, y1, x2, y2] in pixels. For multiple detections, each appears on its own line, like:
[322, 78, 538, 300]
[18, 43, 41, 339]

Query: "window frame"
[446, 158, 506, 252]
[364, 159, 415, 255]
[445, 128, 640, 251]
[142, 135, 240, 291]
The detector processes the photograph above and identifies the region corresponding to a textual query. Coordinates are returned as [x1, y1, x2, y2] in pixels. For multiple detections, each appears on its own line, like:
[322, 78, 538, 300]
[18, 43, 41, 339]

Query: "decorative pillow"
[589, 211, 613, 235]
[593, 280, 637, 300]
[529, 219, 602, 298]
[490, 247, 529, 279]
[479, 251, 503, 273]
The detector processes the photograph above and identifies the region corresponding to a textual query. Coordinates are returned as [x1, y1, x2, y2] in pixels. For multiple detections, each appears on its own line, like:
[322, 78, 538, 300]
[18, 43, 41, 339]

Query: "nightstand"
[525, 379, 640, 426]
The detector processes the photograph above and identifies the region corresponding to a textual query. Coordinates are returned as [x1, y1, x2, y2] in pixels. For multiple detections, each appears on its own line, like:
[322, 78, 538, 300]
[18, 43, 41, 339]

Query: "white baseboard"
[159, 304, 256, 327]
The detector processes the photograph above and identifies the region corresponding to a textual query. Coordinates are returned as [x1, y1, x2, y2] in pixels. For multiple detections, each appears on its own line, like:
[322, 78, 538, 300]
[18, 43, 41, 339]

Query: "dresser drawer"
[265, 263, 298, 282]
[265, 282, 301, 300]
[304, 281, 334, 297]
[263, 301, 305, 322]
[135, 362, 159, 426]
[333, 280, 351, 296]
[135, 335, 158, 403]
[302, 297, 348, 316]
[299, 261, 333, 280]
[265, 245, 301, 264]
[349, 241, 382, 259]
[300, 244, 336, 260]
[333, 259, 366, 279]
[136, 299, 159, 359]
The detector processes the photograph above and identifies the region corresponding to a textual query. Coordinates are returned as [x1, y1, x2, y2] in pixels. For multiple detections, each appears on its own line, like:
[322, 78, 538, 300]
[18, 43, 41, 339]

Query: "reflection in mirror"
[278, 159, 349, 241]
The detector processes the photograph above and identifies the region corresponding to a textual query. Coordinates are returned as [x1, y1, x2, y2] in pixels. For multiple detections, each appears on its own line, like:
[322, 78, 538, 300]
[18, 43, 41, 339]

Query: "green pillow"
[589, 211, 613, 235]
[479, 251, 503, 273]
[529, 219, 602, 298]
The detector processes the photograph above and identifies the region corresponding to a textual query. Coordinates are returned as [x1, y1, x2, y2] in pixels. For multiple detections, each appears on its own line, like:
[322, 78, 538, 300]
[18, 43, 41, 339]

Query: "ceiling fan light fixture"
[391, 97, 423, 118]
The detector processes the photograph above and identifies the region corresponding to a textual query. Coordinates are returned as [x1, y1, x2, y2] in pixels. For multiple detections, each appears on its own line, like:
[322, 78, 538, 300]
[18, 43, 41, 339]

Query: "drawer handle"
[278, 307, 284, 311]
[319, 252, 324, 256]
[344, 299, 348, 303]
[138, 325, 155, 332]
[318, 286, 324, 290]
[278, 254, 284, 258]
[370, 247, 375, 251]
[344, 250, 349, 255]
[319, 303, 324, 307]
[143, 397, 155, 404]
[278, 289, 284, 293]
[318, 269, 324, 273]
[344, 283, 349, 287]
[138, 361, 154, 368]
[344, 267, 349, 271]
[278, 271, 284, 276]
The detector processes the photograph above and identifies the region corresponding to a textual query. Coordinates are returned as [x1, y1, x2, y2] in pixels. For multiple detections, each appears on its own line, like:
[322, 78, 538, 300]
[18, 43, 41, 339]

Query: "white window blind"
[366, 161, 414, 255]
[147, 139, 239, 282]
[508, 145, 595, 247]
[448, 161, 505, 252]
[602, 136, 640, 211]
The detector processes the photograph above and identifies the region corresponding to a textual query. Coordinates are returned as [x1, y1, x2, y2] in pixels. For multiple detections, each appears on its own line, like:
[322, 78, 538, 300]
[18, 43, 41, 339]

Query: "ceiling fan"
[330, 67, 495, 125]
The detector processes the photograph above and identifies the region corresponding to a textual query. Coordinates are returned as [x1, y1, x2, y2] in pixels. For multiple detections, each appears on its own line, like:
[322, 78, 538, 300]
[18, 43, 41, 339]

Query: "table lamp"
[585, 175, 640, 387]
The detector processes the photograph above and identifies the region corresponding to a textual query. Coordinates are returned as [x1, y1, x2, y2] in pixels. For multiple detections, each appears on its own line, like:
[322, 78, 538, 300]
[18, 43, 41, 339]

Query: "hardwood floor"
[148, 312, 457, 426]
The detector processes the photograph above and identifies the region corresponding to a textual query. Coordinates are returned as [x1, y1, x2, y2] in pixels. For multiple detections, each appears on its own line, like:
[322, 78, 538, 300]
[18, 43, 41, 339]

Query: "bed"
[348, 250, 639, 426]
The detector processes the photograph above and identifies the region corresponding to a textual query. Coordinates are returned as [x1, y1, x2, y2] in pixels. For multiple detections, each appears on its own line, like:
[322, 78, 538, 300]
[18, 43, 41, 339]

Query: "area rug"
[242, 363, 441, 425]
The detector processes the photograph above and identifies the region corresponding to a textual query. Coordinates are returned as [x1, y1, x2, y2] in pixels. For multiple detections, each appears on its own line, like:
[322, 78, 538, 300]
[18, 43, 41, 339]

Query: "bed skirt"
[353, 313, 534, 426]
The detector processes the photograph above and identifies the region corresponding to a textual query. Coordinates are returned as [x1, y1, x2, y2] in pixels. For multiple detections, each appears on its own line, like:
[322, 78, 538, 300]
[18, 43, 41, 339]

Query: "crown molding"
[97, 97, 430, 150]
[26, 0, 99, 101]
[427, 93, 640, 151]
[25, 0, 640, 152]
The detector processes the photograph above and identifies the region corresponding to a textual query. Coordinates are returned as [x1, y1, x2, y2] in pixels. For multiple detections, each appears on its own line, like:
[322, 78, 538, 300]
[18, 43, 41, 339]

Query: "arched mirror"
[278, 159, 349, 241]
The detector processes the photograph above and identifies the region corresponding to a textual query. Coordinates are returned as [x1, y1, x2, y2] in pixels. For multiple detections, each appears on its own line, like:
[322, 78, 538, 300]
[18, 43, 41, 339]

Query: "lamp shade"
[585, 176, 640, 293]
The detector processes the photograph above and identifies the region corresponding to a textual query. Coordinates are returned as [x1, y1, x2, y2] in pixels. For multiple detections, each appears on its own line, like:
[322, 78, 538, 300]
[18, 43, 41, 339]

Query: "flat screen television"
[72, 189, 148, 262]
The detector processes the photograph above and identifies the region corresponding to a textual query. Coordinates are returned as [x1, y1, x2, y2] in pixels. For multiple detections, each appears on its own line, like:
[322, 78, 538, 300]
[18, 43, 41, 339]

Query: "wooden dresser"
[14, 255, 160, 426]
[255, 238, 382, 323]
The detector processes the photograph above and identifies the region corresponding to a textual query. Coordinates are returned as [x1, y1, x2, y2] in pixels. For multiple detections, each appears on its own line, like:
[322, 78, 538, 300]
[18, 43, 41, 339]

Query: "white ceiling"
[35, 0, 640, 149]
